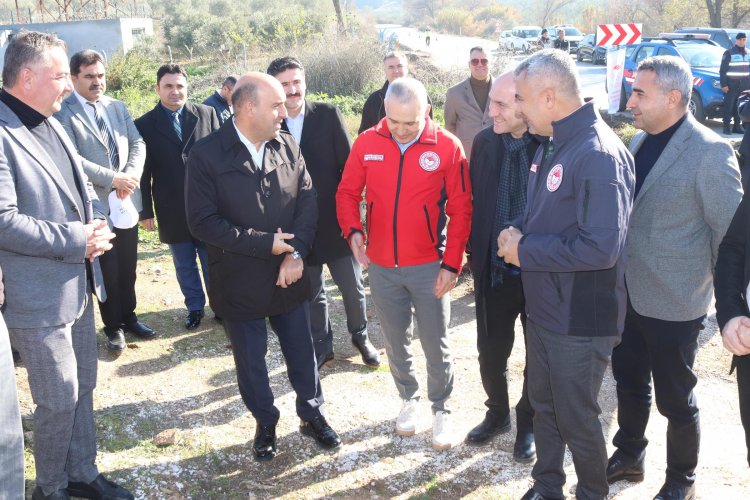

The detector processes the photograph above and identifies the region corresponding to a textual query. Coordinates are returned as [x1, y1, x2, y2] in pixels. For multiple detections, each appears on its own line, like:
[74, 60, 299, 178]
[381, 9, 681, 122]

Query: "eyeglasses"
[471, 58, 489, 66]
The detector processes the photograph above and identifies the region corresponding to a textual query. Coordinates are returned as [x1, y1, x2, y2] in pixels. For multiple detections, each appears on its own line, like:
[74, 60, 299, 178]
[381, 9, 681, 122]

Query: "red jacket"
[336, 116, 471, 271]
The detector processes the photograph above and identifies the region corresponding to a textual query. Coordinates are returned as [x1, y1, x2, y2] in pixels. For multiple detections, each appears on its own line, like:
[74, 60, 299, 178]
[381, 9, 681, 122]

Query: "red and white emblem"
[419, 151, 440, 172]
[547, 164, 563, 192]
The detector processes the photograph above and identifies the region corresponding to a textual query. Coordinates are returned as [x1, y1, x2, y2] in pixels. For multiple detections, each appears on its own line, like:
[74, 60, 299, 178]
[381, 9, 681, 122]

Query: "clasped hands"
[112, 172, 139, 200]
[84, 219, 115, 261]
[272, 227, 302, 288]
[721, 316, 750, 356]
[497, 226, 523, 267]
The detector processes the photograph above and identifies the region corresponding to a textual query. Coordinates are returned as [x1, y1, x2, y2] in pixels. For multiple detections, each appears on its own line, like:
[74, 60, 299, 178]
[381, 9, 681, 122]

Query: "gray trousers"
[527, 320, 619, 500]
[368, 261, 453, 413]
[308, 254, 368, 360]
[0, 311, 24, 500]
[9, 299, 99, 495]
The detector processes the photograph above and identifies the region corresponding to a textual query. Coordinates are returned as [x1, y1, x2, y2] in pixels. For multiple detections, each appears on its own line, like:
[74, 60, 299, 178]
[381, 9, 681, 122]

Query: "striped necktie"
[171, 111, 182, 141]
[87, 102, 119, 170]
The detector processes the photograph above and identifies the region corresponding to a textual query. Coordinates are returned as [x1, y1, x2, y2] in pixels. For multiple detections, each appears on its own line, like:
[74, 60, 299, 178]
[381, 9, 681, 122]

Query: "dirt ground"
[13, 239, 750, 499]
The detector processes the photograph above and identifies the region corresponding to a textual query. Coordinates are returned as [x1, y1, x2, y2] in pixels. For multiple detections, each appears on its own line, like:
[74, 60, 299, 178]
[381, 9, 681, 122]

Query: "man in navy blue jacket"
[499, 49, 635, 500]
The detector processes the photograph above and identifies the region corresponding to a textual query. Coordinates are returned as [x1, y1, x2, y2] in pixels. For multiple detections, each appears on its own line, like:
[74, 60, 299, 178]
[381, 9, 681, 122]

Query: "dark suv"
[576, 34, 607, 64]
[674, 27, 745, 49]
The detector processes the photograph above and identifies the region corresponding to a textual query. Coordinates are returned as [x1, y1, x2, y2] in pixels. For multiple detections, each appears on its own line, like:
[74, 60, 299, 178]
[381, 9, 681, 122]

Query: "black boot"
[465, 412, 511, 445]
[351, 331, 380, 366]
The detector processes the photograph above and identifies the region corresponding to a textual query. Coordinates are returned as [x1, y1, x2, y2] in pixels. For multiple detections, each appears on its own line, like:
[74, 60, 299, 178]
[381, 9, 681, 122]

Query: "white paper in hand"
[108, 191, 139, 229]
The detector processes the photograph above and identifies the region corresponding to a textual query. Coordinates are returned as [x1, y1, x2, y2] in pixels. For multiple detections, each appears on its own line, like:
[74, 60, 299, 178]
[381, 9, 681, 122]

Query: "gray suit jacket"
[55, 93, 146, 212]
[444, 76, 493, 160]
[626, 114, 743, 321]
[0, 101, 105, 329]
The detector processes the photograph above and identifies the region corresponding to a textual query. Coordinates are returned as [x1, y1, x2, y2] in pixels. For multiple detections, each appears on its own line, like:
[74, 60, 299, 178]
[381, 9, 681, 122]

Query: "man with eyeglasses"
[444, 46, 493, 161]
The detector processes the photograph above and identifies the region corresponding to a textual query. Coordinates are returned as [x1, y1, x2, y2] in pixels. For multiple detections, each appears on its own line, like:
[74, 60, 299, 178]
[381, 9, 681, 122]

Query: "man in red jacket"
[337, 77, 472, 450]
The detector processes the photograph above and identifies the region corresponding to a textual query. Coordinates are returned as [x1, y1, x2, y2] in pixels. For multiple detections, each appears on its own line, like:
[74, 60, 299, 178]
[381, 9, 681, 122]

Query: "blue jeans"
[168, 240, 209, 312]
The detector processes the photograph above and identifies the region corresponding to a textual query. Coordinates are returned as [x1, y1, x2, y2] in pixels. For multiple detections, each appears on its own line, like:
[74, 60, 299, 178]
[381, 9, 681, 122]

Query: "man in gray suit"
[56, 49, 155, 352]
[444, 46, 493, 160]
[0, 32, 132, 500]
[606, 56, 743, 500]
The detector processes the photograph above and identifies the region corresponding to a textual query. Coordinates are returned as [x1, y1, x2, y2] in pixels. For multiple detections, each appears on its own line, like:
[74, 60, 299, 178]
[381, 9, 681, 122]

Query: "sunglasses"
[471, 58, 489, 66]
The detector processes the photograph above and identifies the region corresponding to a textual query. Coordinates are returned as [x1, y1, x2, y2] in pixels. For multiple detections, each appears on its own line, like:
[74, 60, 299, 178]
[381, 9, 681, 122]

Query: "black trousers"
[476, 274, 533, 432]
[224, 302, 324, 426]
[735, 354, 750, 467]
[97, 224, 139, 328]
[611, 299, 703, 486]
[724, 82, 748, 126]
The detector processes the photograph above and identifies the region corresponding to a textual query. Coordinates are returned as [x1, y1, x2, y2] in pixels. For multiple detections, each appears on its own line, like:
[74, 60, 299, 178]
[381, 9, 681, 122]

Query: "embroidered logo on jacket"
[364, 154, 384, 161]
[547, 164, 563, 192]
[419, 151, 440, 172]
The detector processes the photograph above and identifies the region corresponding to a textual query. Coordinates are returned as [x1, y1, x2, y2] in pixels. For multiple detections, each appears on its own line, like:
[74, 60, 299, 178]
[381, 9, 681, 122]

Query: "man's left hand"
[276, 252, 303, 288]
[498, 226, 523, 267]
[434, 268, 458, 298]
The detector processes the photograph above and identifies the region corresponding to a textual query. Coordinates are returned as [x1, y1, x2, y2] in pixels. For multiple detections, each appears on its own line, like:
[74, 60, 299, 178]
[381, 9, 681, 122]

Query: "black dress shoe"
[67, 474, 134, 499]
[606, 451, 645, 484]
[351, 331, 380, 366]
[252, 423, 277, 461]
[653, 482, 695, 500]
[103, 327, 126, 351]
[123, 319, 156, 339]
[317, 351, 335, 370]
[185, 310, 204, 330]
[513, 431, 537, 463]
[32, 486, 70, 500]
[519, 488, 563, 500]
[214, 314, 223, 324]
[465, 412, 511, 445]
[300, 416, 341, 449]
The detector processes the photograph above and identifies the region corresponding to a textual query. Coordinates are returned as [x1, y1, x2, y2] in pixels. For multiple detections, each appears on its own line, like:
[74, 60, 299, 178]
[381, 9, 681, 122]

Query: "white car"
[499, 30, 514, 50]
[508, 26, 543, 53]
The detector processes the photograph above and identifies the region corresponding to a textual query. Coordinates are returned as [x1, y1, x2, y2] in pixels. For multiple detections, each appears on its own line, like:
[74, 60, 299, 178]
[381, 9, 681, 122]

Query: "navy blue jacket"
[517, 102, 635, 337]
[203, 91, 232, 125]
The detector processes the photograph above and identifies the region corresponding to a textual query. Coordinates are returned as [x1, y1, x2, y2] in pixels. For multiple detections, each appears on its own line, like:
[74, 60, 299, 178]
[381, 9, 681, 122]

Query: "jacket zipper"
[392, 151, 406, 267]
[582, 180, 590, 225]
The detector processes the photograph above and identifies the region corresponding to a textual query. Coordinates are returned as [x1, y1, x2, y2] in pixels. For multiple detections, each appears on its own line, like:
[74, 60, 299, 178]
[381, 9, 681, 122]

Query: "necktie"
[87, 102, 119, 170]
[171, 111, 182, 141]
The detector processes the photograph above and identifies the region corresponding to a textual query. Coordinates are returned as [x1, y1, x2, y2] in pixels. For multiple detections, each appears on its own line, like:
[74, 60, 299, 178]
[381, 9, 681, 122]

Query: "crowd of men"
[0, 29, 749, 500]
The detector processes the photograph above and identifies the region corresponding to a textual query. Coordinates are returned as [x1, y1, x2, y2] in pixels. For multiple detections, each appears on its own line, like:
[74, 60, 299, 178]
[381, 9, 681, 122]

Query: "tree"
[706, 0, 725, 26]
[535, 0, 579, 27]
[332, 0, 346, 34]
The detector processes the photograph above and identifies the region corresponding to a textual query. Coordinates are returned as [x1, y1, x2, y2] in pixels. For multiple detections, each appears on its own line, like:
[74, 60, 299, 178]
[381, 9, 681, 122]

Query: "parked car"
[499, 30, 514, 51]
[508, 26, 543, 53]
[551, 25, 584, 53]
[674, 27, 746, 49]
[577, 33, 607, 64]
[616, 37, 724, 122]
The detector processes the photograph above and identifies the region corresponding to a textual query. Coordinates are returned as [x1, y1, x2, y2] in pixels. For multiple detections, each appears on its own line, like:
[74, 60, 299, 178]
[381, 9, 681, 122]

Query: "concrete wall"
[0, 18, 153, 71]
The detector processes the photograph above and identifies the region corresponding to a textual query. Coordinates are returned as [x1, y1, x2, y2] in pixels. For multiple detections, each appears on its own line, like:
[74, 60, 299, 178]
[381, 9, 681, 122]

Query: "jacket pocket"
[423, 205, 435, 243]
[550, 273, 564, 304]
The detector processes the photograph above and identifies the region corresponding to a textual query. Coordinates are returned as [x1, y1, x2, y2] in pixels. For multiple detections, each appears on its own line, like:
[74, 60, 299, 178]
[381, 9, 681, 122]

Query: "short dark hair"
[69, 50, 105, 76]
[2, 30, 67, 88]
[266, 56, 304, 77]
[232, 80, 258, 108]
[156, 63, 187, 85]
[469, 46, 485, 55]
[222, 76, 237, 88]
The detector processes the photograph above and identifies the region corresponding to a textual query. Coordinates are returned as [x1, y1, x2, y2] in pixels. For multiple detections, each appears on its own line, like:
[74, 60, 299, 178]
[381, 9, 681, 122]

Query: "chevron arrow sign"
[597, 23, 642, 46]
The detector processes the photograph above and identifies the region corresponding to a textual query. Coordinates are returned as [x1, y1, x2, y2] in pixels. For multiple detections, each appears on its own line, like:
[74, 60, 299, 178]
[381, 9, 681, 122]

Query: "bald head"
[232, 72, 288, 145]
[488, 71, 526, 137]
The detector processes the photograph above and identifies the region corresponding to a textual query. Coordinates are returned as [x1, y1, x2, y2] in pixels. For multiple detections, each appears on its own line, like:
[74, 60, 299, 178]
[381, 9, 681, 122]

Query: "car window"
[677, 45, 724, 67]
[564, 28, 582, 36]
[656, 47, 675, 56]
[635, 46, 656, 64]
[585, 34, 594, 44]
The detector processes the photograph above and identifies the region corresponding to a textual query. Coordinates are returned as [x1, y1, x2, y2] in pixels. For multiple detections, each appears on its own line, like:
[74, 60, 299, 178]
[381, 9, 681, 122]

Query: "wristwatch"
[291, 250, 301, 260]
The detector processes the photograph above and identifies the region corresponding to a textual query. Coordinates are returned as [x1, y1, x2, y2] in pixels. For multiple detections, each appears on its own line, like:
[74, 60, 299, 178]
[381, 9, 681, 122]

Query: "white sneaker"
[395, 399, 418, 436]
[432, 411, 453, 450]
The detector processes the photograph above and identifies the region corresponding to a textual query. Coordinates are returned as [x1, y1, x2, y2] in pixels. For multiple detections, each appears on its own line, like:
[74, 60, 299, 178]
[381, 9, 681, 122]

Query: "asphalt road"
[379, 25, 736, 139]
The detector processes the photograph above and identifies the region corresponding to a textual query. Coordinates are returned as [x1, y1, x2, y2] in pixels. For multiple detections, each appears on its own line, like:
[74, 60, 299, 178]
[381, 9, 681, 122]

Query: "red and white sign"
[597, 24, 642, 46]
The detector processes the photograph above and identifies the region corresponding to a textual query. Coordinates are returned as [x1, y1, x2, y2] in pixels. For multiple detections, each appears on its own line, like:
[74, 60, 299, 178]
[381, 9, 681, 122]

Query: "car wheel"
[577, 50, 583, 62]
[689, 93, 705, 122]
[592, 51, 600, 65]
[510, 42, 515, 52]
[618, 83, 628, 112]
